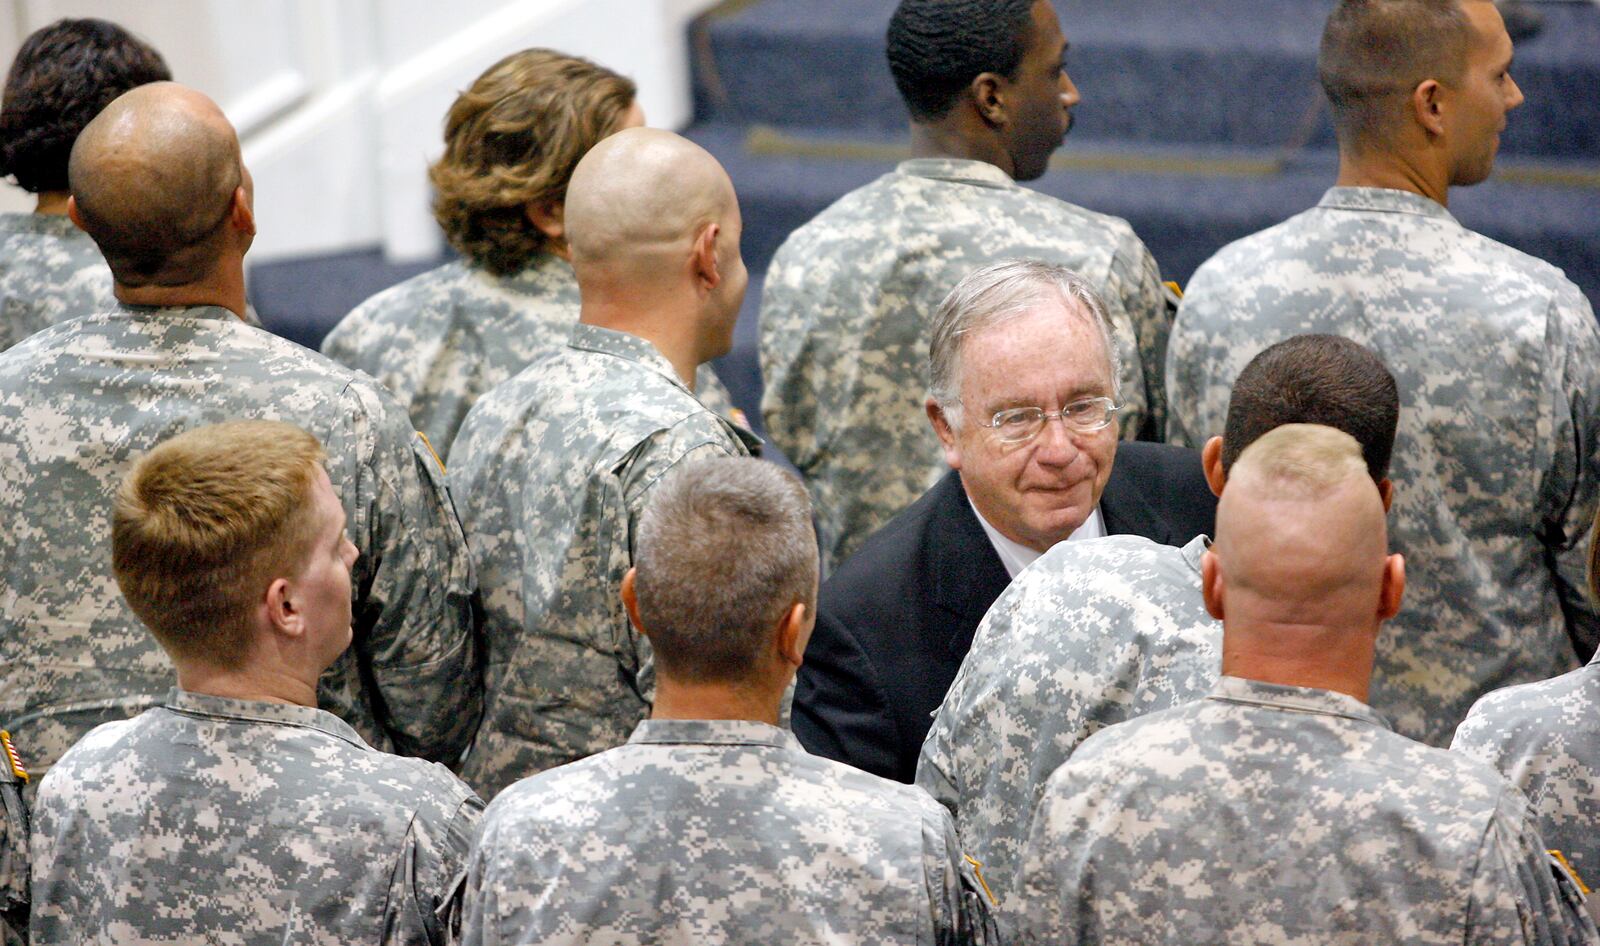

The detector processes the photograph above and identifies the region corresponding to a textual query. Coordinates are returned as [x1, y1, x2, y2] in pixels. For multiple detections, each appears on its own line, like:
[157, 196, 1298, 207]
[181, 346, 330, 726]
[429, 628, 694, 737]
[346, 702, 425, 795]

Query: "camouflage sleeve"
[927, 804, 999, 946]
[619, 431, 748, 706]
[757, 251, 818, 476]
[1105, 226, 1171, 442]
[914, 706, 962, 823]
[1468, 788, 1597, 946]
[1014, 777, 1075, 946]
[1163, 291, 1209, 448]
[1539, 288, 1600, 660]
[394, 791, 482, 946]
[344, 382, 483, 763]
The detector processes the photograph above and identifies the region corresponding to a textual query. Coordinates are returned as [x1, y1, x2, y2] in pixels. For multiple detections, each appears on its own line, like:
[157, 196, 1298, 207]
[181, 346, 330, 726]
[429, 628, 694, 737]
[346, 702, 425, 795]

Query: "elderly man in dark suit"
[793, 259, 1215, 782]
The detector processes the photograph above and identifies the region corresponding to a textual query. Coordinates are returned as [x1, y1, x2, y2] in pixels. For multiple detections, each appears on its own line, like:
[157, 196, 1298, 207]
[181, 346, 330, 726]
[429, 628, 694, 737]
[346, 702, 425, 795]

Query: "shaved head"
[68, 82, 246, 287]
[564, 127, 747, 362]
[1213, 424, 1390, 629]
[565, 127, 737, 270]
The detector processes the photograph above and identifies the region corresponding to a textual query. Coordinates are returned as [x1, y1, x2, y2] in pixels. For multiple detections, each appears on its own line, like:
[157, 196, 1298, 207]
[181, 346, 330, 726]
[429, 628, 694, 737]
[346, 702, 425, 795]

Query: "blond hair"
[430, 48, 637, 275]
[111, 420, 327, 667]
[1229, 423, 1370, 500]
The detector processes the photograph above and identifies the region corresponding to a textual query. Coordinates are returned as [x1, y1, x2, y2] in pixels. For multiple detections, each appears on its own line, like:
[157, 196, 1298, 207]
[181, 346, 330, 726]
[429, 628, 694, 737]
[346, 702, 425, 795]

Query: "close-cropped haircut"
[633, 457, 817, 684]
[430, 48, 637, 276]
[1318, 0, 1477, 148]
[1222, 334, 1399, 482]
[112, 421, 327, 668]
[928, 258, 1121, 423]
[1230, 424, 1371, 502]
[0, 18, 169, 194]
[886, 0, 1037, 122]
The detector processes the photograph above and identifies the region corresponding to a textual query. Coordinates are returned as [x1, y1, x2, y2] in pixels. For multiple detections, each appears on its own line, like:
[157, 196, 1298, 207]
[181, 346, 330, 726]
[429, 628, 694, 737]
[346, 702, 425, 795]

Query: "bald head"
[69, 82, 246, 287]
[1213, 425, 1393, 631]
[565, 127, 737, 274]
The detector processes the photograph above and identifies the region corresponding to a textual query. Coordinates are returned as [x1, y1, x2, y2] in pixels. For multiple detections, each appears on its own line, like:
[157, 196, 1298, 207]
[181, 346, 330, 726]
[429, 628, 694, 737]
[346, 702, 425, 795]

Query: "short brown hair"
[1318, 0, 1478, 148]
[112, 421, 327, 667]
[634, 458, 818, 684]
[430, 49, 637, 275]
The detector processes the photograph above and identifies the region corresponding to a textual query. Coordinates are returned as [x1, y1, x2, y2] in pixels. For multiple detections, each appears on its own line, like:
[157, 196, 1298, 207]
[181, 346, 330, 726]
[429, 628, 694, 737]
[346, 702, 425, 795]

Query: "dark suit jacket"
[792, 441, 1217, 783]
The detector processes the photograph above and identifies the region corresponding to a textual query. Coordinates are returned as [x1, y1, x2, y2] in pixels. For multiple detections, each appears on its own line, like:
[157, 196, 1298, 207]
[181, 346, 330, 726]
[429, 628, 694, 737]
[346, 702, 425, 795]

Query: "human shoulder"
[1458, 665, 1600, 746]
[822, 473, 957, 595]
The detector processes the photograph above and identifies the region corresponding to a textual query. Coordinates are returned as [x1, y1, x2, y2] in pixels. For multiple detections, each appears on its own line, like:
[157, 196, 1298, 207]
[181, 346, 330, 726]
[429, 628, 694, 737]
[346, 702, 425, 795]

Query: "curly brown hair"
[0, 18, 170, 194]
[430, 49, 637, 275]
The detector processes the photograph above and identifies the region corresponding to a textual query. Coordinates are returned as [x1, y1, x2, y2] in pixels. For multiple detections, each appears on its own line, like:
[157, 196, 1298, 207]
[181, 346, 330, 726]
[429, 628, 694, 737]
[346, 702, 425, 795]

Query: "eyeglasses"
[977, 397, 1121, 444]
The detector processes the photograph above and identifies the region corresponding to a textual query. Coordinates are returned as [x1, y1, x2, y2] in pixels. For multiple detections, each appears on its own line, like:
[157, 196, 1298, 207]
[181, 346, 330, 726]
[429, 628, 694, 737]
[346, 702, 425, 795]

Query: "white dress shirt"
[969, 498, 1105, 579]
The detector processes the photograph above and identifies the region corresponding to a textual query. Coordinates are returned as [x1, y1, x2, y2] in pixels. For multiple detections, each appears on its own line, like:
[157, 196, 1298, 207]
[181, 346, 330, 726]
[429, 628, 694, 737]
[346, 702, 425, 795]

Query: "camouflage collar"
[895, 158, 1016, 190]
[627, 718, 799, 752]
[568, 323, 692, 393]
[161, 687, 366, 745]
[112, 302, 241, 323]
[1178, 533, 1209, 576]
[1317, 186, 1458, 225]
[0, 210, 88, 239]
[1207, 675, 1392, 730]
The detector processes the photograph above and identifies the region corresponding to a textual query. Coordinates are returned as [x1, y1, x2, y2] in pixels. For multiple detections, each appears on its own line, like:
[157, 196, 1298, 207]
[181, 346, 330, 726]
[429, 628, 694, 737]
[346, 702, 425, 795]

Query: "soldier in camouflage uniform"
[30, 422, 481, 945]
[1166, 0, 1600, 746]
[919, 335, 1401, 924]
[449, 128, 758, 798]
[1017, 425, 1599, 946]
[0, 18, 169, 351]
[1453, 523, 1600, 889]
[759, 0, 1169, 570]
[0, 83, 481, 795]
[321, 49, 736, 454]
[460, 457, 995, 945]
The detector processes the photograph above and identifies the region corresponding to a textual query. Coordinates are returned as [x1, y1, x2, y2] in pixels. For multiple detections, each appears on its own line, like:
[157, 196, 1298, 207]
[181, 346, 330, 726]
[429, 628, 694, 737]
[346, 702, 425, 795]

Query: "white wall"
[0, 0, 721, 261]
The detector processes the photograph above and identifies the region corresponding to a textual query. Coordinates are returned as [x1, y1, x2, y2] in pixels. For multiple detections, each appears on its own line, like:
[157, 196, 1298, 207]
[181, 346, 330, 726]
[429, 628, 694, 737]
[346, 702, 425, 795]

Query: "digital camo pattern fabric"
[0, 211, 114, 352]
[320, 254, 738, 454]
[1166, 186, 1600, 746]
[0, 305, 481, 794]
[916, 533, 1219, 926]
[1018, 676, 1600, 946]
[448, 323, 757, 798]
[29, 689, 482, 945]
[459, 718, 996, 946]
[1453, 657, 1600, 889]
[759, 158, 1168, 570]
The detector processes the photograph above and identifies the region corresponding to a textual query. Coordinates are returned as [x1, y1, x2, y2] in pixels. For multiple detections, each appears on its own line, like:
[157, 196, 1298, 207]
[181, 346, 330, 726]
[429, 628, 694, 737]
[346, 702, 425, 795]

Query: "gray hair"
[633, 457, 818, 683]
[927, 259, 1122, 425]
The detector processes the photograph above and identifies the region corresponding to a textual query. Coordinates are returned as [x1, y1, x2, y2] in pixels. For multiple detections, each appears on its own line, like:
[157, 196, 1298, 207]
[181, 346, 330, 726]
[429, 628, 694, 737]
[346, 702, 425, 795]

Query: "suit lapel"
[926, 471, 1013, 659]
[1099, 457, 1170, 544]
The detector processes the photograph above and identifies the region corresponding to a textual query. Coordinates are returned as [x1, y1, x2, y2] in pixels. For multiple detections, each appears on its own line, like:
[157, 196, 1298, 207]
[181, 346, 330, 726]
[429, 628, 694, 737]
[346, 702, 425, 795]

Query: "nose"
[1031, 414, 1083, 466]
[1059, 71, 1081, 109]
[1506, 74, 1525, 110]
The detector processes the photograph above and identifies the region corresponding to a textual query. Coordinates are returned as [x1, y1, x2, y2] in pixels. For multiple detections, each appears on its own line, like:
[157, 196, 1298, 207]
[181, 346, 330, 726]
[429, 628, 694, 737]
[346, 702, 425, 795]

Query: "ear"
[1202, 436, 1227, 497]
[691, 222, 722, 294]
[526, 200, 565, 243]
[230, 186, 256, 238]
[969, 72, 1008, 127]
[620, 568, 648, 638]
[1377, 553, 1406, 622]
[926, 397, 963, 469]
[1411, 79, 1448, 138]
[1377, 478, 1394, 513]
[1201, 549, 1226, 622]
[67, 195, 87, 231]
[264, 576, 305, 640]
[776, 601, 811, 668]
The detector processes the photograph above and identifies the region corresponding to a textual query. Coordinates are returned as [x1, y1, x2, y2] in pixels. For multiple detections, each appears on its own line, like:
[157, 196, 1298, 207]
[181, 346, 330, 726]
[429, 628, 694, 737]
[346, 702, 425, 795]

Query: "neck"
[1335, 147, 1449, 208]
[579, 294, 702, 391]
[1219, 623, 1376, 703]
[114, 262, 250, 321]
[650, 675, 783, 726]
[174, 663, 320, 708]
[908, 121, 1014, 178]
[33, 192, 71, 216]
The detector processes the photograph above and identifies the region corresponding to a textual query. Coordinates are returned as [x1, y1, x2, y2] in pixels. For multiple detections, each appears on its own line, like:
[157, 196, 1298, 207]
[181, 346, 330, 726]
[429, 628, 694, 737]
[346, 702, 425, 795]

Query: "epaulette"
[0, 732, 25, 785]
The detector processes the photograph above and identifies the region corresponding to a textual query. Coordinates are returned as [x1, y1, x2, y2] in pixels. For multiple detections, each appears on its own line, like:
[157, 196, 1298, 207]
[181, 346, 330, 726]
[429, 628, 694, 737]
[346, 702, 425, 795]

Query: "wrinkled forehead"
[958, 298, 1113, 394]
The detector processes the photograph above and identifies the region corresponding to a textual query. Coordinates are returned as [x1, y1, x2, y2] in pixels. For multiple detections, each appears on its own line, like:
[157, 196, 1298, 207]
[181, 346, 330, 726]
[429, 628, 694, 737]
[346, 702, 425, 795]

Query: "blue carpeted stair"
[249, 0, 1600, 434]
